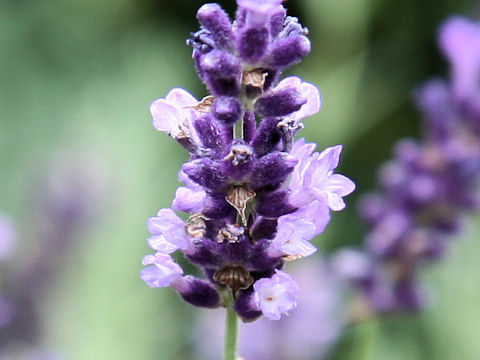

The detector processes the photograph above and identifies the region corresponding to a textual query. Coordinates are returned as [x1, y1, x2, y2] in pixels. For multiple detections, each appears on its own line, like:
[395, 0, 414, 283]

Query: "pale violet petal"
[142, 254, 156, 266]
[253, 270, 299, 320]
[147, 234, 178, 253]
[316, 145, 342, 172]
[325, 174, 356, 197]
[326, 192, 346, 211]
[150, 99, 181, 134]
[301, 201, 331, 235]
[172, 186, 206, 213]
[296, 81, 321, 119]
[165, 88, 198, 109]
[281, 238, 317, 257]
[275, 76, 302, 90]
[140, 253, 184, 288]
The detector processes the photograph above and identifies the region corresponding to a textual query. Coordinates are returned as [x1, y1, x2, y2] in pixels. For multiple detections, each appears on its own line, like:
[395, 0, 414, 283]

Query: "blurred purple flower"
[343, 15, 480, 314]
[0, 148, 108, 352]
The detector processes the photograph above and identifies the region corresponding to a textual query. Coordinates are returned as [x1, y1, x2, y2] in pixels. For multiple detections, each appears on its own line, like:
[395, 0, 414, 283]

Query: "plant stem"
[223, 306, 239, 360]
[234, 115, 244, 139]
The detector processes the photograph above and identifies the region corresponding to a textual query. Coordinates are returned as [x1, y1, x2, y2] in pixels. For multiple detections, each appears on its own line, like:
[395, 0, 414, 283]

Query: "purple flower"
[140, 253, 183, 288]
[267, 201, 330, 258]
[149, 88, 200, 145]
[268, 216, 317, 258]
[146, 208, 193, 254]
[172, 170, 206, 213]
[347, 16, 480, 314]
[332, 249, 373, 282]
[253, 270, 300, 320]
[289, 139, 356, 211]
[365, 209, 411, 257]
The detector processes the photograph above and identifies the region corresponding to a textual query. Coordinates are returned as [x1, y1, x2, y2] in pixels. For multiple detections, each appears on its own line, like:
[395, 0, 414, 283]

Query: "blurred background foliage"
[0, 0, 479, 359]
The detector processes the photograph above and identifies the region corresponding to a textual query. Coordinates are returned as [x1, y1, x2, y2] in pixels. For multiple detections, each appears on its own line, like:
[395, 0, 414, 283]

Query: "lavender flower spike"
[141, 0, 355, 328]
[340, 16, 480, 315]
[253, 270, 300, 320]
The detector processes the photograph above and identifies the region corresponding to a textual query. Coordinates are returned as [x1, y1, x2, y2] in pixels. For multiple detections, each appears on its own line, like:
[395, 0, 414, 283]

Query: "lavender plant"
[334, 16, 480, 315]
[139, 0, 355, 357]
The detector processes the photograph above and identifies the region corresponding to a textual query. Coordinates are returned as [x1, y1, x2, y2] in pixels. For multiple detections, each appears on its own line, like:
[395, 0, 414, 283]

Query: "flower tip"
[439, 16, 480, 61]
[298, 35, 311, 54]
[197, 2, 222, 15]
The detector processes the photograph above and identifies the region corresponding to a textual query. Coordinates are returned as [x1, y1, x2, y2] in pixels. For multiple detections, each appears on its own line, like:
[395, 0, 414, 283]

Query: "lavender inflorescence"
[334, 16, 480, 314]
[140, 0, 355, 321]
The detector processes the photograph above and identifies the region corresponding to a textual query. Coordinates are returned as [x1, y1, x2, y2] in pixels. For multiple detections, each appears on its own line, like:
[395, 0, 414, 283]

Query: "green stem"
[234, 115, 243, 139]
[356, 318, 378, 360]
[223, 306, 239, 360]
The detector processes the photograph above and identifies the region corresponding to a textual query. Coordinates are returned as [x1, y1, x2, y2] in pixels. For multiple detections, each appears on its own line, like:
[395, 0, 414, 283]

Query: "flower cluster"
[334, 16, 480, 313]
[140, 0, 355, 321]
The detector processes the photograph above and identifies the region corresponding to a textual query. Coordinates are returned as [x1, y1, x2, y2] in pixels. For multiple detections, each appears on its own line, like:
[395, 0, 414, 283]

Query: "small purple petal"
[253, 270, 300, 320]
[174, 276, 221, 308]
[150, 88, 199, 141]
[140, 253, 184, 288]
[234, 291, 263, 322]
[267, 201, 328, 257]
[213, 96, 243, 125]
[237, 0, 284, 28]
[146, 234, 178, 254]
[289, 141, 355, 210]
[271, 77, 321, 123]
[237, 27, 270, 64]
[254, 87, 307, 117]
[251, 117, 282, 157]
[250, 152, 298, 190]
[197, 3, 234, 50]
[172, 186, 206, 213]
[147, 209, 191, 251]
[267, 35, 311, 69]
